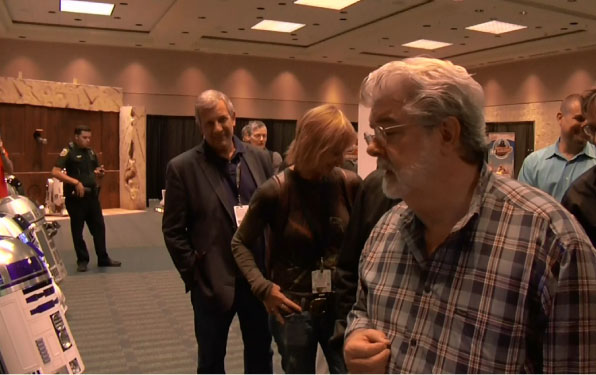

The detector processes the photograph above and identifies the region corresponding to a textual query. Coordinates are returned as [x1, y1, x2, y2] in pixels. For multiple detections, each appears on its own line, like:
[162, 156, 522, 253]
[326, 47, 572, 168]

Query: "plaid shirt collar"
[398, 163, 489, 266]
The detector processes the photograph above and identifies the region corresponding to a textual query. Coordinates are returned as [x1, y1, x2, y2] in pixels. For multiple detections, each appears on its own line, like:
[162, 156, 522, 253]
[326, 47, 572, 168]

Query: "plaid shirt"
[346, 165, 596, 373]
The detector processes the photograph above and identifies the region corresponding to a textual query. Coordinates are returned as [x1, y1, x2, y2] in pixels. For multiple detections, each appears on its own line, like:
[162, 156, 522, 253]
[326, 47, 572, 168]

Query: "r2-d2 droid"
[0, 214, 84, 374]
[0, 195, 67, 283]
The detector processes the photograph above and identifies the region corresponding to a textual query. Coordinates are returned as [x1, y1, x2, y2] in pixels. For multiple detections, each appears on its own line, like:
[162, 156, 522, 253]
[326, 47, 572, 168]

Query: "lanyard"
[235, 161, 242, 205]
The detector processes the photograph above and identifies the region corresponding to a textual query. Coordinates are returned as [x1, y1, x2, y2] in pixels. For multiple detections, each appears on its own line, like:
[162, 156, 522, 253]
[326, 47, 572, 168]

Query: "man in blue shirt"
[562, 88, 596, 247]
[518, 94, 596, 201]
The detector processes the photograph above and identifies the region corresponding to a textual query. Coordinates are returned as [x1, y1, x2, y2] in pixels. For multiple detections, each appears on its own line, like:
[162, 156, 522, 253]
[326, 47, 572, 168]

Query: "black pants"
[65, 194, 109, 264]
[190, 278, 273, 374]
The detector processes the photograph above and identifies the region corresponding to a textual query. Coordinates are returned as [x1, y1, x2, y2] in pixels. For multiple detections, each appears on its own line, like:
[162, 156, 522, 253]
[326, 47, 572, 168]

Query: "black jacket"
[162, 138, 273, 312]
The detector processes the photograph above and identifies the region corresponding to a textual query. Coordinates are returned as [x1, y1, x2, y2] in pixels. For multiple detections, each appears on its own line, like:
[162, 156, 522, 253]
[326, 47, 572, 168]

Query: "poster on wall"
[488, 132, 515, 178]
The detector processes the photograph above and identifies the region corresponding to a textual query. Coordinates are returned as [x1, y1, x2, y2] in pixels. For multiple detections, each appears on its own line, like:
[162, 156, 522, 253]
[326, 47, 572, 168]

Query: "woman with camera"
[231, 104, 361, 373]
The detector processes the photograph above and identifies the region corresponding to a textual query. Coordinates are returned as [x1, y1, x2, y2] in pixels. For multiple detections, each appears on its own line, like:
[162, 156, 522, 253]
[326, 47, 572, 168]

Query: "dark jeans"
[65, 195, 108, 264]
[269, 311, 347, 374]
[190, 278, 273, 374]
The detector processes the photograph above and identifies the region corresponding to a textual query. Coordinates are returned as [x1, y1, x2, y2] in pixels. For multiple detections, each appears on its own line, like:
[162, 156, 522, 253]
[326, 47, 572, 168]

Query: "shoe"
[98, 258, 122, 267]
[76, 263, 88, 272]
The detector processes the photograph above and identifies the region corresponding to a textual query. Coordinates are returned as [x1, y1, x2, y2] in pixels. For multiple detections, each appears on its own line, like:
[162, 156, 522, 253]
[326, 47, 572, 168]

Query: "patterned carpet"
[54, 209, 283, 374]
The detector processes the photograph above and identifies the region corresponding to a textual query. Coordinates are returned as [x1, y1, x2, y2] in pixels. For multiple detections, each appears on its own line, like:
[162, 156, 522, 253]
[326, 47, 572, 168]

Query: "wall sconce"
[33, 129, 48, 144]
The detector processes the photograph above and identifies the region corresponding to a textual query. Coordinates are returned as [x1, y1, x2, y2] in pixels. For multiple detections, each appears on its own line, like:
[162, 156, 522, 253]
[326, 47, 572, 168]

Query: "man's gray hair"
[248, 120, 267, 133]
[360, 57, 487, 164]
[195, 90, 235, 127]
[241, 124, 252, 139]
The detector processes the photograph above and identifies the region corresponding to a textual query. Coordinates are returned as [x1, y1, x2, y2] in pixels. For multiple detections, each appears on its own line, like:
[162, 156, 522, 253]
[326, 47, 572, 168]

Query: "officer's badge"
[59, 148, 68, 157]
[76, 155, 82, 159]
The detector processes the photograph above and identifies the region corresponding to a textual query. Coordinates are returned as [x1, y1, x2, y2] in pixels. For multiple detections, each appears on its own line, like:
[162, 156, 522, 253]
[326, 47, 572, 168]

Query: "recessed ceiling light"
[402, 39, 452, 50]
[294, 0, 360, 10]
[60, 0, 114, 16]
[251, 20, 305, 33]
[466, 20, 527, 34]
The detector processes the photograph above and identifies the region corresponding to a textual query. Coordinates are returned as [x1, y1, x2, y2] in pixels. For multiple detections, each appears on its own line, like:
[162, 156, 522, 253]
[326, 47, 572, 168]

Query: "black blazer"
[162, 139, 273, 312]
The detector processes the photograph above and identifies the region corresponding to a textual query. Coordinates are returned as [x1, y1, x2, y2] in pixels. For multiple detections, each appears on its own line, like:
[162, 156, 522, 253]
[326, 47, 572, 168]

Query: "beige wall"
[4, 38, 596, 178]
[0, 38, 371, 121]
[473, 48, 596, 151]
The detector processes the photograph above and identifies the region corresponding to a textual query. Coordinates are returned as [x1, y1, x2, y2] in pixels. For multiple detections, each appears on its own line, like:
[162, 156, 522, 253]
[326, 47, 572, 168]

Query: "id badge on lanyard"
[232, 162, 248, 227]
[311, 257, 332, 294]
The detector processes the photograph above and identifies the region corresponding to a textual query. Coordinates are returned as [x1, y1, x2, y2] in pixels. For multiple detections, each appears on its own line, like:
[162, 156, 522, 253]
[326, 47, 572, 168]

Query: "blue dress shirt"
[518, 139, 596, 201]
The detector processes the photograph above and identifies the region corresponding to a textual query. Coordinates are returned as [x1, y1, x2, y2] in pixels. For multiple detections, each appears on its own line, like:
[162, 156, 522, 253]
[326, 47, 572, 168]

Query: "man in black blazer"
[162, 90, 274, 373]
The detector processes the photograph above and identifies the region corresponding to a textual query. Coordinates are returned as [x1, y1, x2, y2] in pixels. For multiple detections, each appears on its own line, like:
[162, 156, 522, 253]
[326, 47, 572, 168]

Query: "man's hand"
[263, 283, 302, 324]
[75, 181, 85, 197]
[344, 328, 391, 374]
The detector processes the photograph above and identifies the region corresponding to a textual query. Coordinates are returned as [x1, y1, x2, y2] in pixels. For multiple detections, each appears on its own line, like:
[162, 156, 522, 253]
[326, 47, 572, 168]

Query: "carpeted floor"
[53, 208, 283, 374]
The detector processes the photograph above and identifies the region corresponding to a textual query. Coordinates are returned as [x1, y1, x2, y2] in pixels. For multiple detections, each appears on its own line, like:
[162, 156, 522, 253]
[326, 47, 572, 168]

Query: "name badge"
[233, 204, 249, 227]
[311, 269, 332, 294]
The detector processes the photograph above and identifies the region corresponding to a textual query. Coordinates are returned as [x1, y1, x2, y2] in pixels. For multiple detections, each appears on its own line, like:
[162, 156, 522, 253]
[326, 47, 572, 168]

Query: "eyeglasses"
[364, 123, 410, 146]
[584, 123, 596, 138]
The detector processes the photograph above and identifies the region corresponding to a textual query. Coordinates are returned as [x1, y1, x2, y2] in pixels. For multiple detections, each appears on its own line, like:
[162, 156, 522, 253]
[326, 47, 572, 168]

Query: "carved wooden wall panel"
[0, 103, 119, 208]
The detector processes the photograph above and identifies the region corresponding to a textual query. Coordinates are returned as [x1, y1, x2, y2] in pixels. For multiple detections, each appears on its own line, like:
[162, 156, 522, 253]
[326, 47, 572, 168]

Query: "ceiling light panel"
[60, 0, 115, 16]
[465, 20, 527, 35]
[251, 20, 305, 33]
[293, 0, 360, 10]
[402, 39, 452, 50]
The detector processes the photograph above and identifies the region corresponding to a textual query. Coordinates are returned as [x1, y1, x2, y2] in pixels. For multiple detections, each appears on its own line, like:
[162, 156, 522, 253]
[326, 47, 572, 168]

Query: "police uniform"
[55, 142, 111, 267]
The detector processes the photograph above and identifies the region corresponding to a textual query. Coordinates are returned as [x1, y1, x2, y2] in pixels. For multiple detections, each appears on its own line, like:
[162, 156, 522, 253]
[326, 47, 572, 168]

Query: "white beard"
[380, 139, 437, 200]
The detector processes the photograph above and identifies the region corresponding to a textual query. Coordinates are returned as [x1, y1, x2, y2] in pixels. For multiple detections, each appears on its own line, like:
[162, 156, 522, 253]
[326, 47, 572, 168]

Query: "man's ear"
[556, 112, 563, 122]
[439, 116, 461, 150]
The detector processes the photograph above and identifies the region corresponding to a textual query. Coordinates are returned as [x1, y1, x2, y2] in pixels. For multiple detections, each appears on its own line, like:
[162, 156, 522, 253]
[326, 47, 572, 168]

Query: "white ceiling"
[1, 0, 596, 69]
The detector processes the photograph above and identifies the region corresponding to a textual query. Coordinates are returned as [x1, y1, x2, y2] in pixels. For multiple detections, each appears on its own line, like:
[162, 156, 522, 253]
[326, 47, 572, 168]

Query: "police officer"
[51, 125, 121, 272]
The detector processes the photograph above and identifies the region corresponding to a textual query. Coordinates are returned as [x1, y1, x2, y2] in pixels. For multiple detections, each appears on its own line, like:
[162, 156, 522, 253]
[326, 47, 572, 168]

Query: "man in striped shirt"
[344, 57, 596, 373]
